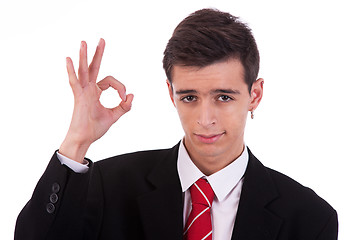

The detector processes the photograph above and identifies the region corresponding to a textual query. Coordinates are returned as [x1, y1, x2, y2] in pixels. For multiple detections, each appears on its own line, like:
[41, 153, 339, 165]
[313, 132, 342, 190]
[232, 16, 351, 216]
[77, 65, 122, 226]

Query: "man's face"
[167, 58, 263, 174]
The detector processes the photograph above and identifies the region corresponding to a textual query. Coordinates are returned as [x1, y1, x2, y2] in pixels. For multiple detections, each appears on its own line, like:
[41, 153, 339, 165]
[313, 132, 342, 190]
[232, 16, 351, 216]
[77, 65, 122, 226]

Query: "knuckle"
[89, 63, 100, 71]
[68, 78, 76, 86]
[78, 69, 87, 76]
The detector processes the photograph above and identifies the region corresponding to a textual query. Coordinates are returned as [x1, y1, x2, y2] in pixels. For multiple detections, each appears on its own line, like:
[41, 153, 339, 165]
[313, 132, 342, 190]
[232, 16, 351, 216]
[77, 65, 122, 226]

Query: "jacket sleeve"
[316, 210, 338, 240]
[14, 151, 97, 240]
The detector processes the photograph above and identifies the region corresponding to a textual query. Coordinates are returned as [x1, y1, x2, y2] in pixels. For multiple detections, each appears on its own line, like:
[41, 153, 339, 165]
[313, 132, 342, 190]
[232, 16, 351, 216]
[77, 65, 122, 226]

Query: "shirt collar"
[177, 139, 249, 202]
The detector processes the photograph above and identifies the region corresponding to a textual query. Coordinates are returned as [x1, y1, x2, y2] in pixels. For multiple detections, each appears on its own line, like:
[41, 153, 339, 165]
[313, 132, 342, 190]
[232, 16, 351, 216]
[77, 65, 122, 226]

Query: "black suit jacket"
[15, 143, 338, 239]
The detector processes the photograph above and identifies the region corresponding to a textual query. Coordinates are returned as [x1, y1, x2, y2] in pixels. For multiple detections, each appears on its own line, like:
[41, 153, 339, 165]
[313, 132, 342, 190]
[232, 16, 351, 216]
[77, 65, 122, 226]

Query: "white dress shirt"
[57, 140, 248, 240]
[57, 152, 89, 173]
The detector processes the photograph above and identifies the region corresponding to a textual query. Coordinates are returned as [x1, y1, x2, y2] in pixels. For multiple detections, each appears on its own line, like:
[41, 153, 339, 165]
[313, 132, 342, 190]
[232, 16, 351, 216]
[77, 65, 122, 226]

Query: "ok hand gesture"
[59, 39, 134, 163]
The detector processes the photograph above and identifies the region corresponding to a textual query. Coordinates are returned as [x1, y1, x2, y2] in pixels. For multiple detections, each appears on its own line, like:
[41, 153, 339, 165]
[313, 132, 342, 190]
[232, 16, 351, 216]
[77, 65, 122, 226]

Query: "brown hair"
[163, 8, 260, 93]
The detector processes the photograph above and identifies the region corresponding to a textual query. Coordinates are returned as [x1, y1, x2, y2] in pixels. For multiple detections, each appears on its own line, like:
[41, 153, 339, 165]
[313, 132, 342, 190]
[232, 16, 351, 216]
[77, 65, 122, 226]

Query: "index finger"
[97, 76, 127, 101]
[89, 38, 105, 82]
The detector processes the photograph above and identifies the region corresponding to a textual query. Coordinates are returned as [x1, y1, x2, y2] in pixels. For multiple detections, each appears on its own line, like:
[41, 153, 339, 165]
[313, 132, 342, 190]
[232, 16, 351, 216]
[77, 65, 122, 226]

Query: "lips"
[194, 132, 225, 144]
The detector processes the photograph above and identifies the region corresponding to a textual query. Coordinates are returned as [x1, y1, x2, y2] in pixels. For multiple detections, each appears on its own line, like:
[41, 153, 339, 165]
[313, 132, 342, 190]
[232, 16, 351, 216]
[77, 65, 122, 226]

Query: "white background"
[1, 0, 359, 239]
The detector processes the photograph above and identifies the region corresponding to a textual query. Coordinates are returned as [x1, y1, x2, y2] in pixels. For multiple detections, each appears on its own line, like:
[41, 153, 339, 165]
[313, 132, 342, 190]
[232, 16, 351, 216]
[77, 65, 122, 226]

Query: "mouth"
[194, 132, 225, 144]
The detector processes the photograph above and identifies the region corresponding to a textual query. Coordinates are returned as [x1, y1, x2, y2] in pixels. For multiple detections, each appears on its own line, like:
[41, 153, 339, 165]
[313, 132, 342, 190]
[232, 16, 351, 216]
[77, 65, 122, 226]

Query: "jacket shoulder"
[96, 146, 175, 169]
[265, 167, 338, 237]
[266, 167, 334, 211]
[92, 144, 179, 185]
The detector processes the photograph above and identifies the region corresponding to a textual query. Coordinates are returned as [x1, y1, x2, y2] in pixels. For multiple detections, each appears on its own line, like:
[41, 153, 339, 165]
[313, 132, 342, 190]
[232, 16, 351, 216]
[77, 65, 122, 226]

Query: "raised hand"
[59, 39, 134, 163]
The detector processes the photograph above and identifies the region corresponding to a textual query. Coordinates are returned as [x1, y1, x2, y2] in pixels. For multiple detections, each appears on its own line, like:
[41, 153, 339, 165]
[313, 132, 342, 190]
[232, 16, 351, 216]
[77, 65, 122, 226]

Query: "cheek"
[175, 105, 193, 128]
[220, 105, 248, 130]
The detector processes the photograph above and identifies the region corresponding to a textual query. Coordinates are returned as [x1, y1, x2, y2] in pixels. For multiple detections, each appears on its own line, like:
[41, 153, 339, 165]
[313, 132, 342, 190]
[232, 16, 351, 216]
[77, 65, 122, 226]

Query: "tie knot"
[190, 178, 215, 207]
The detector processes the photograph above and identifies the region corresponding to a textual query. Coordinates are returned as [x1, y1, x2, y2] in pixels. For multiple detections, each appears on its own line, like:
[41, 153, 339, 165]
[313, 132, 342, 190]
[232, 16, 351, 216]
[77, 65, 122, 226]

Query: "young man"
[15, 9, 338, 240]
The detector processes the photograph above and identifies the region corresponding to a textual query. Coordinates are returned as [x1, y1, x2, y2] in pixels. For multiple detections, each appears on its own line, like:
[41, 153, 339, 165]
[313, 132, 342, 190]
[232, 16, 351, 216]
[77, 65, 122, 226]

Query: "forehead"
[171, 59, 246, 90]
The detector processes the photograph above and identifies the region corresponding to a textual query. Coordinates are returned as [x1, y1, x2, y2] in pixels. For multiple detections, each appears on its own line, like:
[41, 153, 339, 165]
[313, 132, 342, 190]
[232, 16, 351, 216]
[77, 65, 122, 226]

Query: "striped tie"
[183, 178, 215, 240]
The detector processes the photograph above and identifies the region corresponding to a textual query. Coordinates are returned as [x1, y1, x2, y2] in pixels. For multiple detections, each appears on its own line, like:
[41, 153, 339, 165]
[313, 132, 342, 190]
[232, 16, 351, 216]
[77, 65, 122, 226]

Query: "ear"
[248, 78, 264, 111]
[166, 79, 176, 107]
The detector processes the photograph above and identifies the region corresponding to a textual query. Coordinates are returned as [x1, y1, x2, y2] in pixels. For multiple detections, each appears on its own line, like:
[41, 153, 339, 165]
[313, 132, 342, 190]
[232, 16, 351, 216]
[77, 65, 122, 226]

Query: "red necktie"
[183, 178, 215, 240]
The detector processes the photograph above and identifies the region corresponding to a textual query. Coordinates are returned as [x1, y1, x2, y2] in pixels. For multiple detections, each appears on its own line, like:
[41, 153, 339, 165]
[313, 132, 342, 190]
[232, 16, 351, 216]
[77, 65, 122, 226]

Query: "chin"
[193, 141, 227, 157]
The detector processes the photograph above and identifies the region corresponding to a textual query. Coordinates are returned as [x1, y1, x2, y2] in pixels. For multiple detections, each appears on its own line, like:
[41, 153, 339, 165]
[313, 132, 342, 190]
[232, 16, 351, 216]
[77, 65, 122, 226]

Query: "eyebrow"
[175, 89, 240, 95]
[175, 89, 197, 95]
[213, 89, 240, 94]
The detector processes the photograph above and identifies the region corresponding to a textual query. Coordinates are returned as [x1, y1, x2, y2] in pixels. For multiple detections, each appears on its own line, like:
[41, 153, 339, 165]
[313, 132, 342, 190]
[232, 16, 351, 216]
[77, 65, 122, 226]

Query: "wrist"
[59, 138, 90, 164]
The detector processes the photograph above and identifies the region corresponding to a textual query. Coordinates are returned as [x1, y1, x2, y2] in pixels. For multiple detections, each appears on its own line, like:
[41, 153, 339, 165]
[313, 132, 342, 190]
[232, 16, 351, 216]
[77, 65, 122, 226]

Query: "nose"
[197, 101, 216, 128]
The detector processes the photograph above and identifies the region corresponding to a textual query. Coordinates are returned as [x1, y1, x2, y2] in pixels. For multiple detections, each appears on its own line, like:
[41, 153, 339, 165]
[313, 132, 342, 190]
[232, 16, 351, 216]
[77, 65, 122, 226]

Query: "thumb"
[111, 93, 134, 122]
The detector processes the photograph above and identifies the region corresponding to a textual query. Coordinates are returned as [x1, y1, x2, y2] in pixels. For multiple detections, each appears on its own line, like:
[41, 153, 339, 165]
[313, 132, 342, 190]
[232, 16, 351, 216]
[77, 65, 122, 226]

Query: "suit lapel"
[137, 143, 183, 240]
[231, 148, 283, 240]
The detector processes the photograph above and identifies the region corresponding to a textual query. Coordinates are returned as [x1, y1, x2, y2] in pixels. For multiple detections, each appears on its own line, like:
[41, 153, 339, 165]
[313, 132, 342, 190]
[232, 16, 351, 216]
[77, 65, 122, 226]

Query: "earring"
[251, 111, 254, 119]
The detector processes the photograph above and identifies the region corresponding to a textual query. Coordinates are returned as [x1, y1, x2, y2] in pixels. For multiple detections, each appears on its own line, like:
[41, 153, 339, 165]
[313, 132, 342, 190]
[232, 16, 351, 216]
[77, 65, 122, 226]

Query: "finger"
[111, 93, 134, 122]
[78, 41, 89, 87]
[66, 57, 77, 86]
[66, 57, 82, 95]
[97, 76, 127, 101]
[89, 38, 105, 82]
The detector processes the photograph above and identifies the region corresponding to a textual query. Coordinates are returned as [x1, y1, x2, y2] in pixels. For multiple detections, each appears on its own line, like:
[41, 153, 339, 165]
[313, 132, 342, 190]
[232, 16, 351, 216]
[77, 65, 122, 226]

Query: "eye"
[181, 95, 197, 103]
[218, 95, 233, 102]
